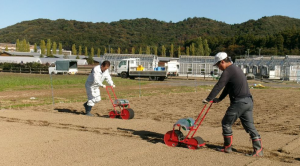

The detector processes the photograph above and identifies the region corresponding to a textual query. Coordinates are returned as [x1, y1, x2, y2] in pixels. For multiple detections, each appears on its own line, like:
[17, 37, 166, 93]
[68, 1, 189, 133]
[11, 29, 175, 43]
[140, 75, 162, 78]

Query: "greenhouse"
[178, 56, 221, 77]
[234, 55, 300, 81]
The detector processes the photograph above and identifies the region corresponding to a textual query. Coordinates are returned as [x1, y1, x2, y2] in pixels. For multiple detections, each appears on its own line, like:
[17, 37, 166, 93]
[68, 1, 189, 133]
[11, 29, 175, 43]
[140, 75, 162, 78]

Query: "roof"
[93, 57, 103, 63]
[0, 56, 41, 63]
[53, 54, 88, 59]
[40, 58, 88, 65]
[2, 51, 41, 57]
[158, 57, 179, 62]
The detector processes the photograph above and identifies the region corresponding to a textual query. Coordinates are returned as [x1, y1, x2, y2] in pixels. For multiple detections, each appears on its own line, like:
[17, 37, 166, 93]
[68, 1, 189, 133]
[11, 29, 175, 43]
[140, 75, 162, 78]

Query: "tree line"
[1, 16, 299, 62]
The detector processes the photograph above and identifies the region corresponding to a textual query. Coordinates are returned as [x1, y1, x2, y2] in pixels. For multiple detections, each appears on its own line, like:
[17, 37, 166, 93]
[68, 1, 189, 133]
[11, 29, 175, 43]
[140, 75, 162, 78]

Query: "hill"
[0, 15, 300, 57]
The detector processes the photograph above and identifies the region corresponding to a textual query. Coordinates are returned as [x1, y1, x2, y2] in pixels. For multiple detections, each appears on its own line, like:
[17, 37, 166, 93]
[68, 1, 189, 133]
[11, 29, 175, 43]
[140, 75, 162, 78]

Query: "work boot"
[216, 135, 233, 153]
[83, 102, 93, 116]
[246, 138, 263, 157]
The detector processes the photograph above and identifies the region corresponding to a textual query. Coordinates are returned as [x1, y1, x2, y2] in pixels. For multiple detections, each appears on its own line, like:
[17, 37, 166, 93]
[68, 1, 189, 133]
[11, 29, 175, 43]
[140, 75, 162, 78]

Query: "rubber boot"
[216, 135, 233, 153]
[83, 102, 93, 116]
[246, 138, 263, 157]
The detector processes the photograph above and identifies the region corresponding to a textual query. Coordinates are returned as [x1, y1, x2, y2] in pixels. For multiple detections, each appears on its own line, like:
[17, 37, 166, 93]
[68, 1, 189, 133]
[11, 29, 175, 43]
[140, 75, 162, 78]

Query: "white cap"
[214, 52, 228, 66]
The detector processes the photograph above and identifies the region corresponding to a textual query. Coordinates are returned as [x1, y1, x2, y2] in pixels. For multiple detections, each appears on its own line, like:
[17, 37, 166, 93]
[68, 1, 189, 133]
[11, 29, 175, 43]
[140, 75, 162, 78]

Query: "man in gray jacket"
[203, 52, 263, 157]
[84, 60, 115, 116]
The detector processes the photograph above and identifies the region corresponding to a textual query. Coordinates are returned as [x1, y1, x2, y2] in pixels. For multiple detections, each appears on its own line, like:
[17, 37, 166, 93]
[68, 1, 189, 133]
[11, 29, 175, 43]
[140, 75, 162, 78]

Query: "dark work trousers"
[222, 97, 260, 139]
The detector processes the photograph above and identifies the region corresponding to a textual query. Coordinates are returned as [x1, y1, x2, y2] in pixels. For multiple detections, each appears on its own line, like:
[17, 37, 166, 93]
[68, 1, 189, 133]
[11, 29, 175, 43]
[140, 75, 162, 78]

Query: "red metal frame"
[170, 101, 213, 147]
[106, 86, 130, 112]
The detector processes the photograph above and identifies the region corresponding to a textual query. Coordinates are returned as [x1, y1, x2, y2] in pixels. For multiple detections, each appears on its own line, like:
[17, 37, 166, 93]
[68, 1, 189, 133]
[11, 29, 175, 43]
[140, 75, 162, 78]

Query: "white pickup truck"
[117, 58, 167, 81]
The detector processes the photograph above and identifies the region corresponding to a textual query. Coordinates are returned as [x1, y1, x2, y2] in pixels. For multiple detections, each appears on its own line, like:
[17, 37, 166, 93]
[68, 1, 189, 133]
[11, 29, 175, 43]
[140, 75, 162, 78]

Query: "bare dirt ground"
[0, 79, 299, 165]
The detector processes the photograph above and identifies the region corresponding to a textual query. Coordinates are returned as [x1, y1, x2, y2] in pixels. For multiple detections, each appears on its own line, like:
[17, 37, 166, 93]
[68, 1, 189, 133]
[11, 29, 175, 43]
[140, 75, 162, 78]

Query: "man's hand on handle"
[202, 99, 209, 104]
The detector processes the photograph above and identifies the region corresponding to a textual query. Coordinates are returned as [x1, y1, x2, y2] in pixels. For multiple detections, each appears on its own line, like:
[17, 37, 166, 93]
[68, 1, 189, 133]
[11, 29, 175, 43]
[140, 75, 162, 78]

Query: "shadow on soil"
[116, 128, 248, 153]
[118, 127, 164, 144]
[117, 127, 244, 153]
[55, 108, 85, 115]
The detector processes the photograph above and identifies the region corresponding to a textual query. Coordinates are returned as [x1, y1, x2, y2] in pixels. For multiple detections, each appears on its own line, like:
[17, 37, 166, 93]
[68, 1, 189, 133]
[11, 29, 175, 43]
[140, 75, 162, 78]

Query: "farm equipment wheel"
[121, 72, 128, 78]
[164, 130, 184, 147]
[120, 108, 134, 120]
[109, 111, 120, 118]
[186, 137, 205, 150]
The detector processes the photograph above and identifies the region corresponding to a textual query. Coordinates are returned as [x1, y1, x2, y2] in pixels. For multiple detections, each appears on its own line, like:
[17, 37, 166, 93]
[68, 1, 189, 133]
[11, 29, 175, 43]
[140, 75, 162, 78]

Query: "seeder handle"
[190, 101, 213, 138]
[106, 86, 118, 108]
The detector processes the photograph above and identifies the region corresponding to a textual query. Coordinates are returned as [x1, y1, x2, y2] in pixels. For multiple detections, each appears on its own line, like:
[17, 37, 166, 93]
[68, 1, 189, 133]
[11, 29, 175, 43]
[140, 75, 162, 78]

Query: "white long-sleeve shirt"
[86, 65, 114, 88]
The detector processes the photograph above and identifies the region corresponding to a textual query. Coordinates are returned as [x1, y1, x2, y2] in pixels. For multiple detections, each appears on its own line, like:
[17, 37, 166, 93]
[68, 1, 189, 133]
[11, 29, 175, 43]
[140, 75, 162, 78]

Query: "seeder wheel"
[109, 111, 120, 118]
[186, 136, 205, 150]
[164, 130, 184, 147]
[120, 108, 134, 120]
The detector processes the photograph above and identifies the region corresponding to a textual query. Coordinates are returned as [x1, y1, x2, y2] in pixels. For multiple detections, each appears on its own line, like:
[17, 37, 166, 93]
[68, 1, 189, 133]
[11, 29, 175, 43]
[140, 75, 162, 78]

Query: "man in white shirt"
[84, 60, 115, 116]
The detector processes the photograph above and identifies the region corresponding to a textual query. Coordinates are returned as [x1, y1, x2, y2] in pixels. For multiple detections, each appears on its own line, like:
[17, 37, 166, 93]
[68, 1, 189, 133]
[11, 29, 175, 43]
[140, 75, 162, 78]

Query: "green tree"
[34, 43, 37, 52]
[27, 42, 30, 52]
[76, 55, 80, 59]
[117, 47, 121, 54]
[21, 39, 27, 52]
[16, 39, 20, 51]
[5, 45, 8, 51]
[104, 47, 107, 54]
[46, 39, 52, 56]
[52, 42, 57, 54]
[154, 46, 157, 55]
[203, 39, 211, 56]
[186, 46, 190, 55]
[125, 49, 128, 54]
[170, 44, 174, 57]
[196, 37, 204, 55]
[58, 43, 62, 55]
[91, 47, 94, 57]
[85, 46, 88, 56]
[276, 34, 284, 51]
[146, 46, 151, 54]
[178, 46, 181, 56]
[131, 47, 135, 54]
[161, 45, 166, 57]
[139, 47, 142, 54]
[87, 53, 94, 65]
[40, 40, 46, 55]
[190, 43, 195, 55]
[78, 45, 82, 55]
[110, 48, 114, 53]
[97, 48, 101, 57]
[72, 44, 77, 55]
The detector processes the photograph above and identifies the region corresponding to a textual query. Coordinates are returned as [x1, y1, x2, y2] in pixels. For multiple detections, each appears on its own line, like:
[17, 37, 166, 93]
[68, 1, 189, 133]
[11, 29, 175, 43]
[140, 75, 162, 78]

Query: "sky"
[1, 0, 300, 29]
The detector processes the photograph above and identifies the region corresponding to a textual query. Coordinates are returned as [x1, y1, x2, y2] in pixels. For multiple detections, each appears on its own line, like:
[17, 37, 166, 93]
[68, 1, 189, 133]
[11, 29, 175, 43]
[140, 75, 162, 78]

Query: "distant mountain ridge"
[0, 15, 299, 56]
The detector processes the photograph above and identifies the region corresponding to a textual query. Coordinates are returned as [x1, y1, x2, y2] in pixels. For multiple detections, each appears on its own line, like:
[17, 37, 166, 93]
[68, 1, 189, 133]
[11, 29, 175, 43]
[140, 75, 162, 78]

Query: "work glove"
[202, 99, 209, 104]
[112, 85, 116, 88]
[213, 98, 221, 103]
[102, 85, 106, 88]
